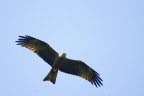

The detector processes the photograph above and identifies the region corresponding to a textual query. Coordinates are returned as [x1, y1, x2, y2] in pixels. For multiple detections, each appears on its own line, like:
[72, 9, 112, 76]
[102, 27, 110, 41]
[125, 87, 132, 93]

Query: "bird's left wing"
[59, 58, 103, 87]
[16, 35, 58, 66]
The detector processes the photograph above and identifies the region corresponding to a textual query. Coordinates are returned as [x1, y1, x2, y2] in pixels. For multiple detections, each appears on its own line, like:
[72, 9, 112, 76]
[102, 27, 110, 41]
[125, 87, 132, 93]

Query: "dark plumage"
[16, 35, 103, 87]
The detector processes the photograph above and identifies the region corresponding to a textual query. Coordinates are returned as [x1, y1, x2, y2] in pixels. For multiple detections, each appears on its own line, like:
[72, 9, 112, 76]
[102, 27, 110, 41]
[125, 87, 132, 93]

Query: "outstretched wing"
[59, 58, 103, 87]
[16, 35, 58, 66]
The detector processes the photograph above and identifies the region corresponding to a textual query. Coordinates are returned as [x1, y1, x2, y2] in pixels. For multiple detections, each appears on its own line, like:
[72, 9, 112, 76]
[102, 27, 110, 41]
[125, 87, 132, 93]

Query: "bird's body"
[16, 35, 103, 87]
[43, 53, 66, 84]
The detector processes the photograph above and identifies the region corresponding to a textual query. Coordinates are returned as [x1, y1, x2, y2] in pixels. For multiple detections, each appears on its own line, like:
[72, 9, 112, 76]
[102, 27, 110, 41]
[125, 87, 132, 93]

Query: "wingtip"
[18, 35, 25, 38]
[90, 71, 103, 87]
[18, 35, 31, 38]
[25, 35, 31, 38]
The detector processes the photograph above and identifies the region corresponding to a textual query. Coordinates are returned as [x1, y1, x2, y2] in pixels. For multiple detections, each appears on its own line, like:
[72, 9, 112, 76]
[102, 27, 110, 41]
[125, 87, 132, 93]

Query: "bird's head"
[59, 53, 67, 58]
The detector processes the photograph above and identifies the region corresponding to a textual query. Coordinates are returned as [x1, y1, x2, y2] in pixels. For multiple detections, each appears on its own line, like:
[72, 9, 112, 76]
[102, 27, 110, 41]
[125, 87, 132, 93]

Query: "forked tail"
[43, 68, 58, 84]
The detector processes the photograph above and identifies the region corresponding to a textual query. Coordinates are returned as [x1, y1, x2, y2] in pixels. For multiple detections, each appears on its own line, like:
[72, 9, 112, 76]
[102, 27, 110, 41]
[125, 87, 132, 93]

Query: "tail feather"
[43, 68, 58, 84]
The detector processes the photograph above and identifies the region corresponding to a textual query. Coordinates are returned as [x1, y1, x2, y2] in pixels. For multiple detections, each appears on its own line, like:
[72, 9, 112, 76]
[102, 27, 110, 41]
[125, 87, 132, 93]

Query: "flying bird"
[16, 35, 103, 87]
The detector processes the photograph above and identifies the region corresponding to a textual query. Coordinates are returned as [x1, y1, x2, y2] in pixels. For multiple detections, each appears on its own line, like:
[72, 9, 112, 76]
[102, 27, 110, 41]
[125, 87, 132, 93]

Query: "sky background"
[0, 0, 144, 96]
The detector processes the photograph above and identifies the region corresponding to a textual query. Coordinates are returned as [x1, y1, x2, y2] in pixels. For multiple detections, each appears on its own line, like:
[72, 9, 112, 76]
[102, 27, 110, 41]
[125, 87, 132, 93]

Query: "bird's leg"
[53, 67, 58, 72]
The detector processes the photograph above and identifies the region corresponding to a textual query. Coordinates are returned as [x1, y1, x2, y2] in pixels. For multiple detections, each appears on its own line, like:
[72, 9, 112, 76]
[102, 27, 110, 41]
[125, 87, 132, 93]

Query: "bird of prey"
[16, 35, 103, 87]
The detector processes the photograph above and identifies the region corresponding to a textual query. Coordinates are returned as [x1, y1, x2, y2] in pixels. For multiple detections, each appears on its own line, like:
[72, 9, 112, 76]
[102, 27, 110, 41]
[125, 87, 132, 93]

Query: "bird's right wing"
[59, 58, 103, 87]
[16, 35, 58, 66]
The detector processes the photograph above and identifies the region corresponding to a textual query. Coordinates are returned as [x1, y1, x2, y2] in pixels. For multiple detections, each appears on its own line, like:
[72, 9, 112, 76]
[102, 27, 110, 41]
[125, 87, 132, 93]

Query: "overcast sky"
[0, 0, 144, 96]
